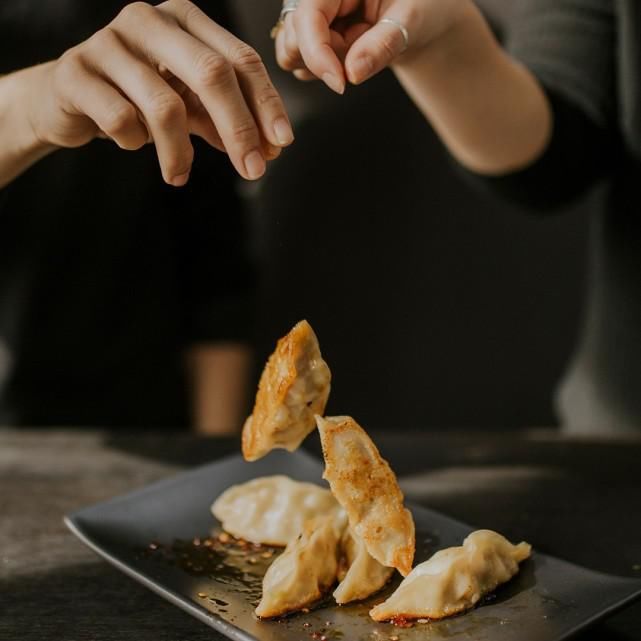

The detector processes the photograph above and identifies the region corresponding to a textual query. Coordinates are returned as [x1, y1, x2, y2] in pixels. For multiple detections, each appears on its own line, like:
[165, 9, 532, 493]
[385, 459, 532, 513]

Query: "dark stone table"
[2, 428, 640, 640]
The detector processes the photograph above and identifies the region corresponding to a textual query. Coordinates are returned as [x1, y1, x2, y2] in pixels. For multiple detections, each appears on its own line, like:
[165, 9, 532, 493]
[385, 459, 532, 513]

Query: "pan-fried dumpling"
[334, 526, 395, 604]
[255, 514, 346, 618]
[242, 320, 331, 462]
[211, 475, 339, 546]
[316, 415, 415, 576]
[369, 530, 532, 622]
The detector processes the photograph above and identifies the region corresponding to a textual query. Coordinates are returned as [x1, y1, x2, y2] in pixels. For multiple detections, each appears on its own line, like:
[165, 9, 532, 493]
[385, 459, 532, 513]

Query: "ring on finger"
[378, 18, 410, 52]
[270, 0, 300, 39]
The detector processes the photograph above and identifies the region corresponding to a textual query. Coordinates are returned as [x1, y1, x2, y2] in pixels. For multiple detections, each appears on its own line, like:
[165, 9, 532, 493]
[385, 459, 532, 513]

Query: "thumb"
[344, 17, 409, 84]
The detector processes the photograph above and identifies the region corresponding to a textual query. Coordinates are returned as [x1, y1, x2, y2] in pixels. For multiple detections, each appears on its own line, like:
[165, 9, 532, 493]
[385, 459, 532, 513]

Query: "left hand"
[273, 0, 470, 92]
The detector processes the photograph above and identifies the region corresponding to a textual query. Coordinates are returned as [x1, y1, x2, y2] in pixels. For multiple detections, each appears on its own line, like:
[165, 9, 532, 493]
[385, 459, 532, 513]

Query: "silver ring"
[378, 18, 410, 52]
[279, 0, 300, 21]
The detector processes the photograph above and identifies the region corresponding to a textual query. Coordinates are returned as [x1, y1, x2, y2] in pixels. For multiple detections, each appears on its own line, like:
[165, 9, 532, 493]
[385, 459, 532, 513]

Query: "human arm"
[274, 0, 617, 185]
[0, 67, 56, 190]
[273, 0, 550, 175]
[0, 0, 294, 190]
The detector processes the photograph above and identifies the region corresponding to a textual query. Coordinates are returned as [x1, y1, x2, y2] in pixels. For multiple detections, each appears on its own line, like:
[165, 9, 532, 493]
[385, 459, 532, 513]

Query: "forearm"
[393, 3, 552, 176]
[0, 65, 56, 189]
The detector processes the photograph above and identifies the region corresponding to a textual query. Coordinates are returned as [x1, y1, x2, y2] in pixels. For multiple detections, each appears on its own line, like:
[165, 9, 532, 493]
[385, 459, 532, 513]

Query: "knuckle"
[173, 0, 203, 23]
[57, 47, 84, 78]
[380, 32, 399, 58]
[87, 26, 120, 52]
[255, 86, 281, 108]
[194, 52, 231, 87]
[104, 103, 138, 135]
[165, 149, 194, 178]
[230, 120, 259, 146]
[147, 92, 185, 125]
[116, 2, 153, 25]
[230, 45, 263, 73]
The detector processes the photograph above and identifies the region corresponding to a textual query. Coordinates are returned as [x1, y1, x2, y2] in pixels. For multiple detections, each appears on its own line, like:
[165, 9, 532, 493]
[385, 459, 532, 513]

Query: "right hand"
[273, 0, 472, 92]
[28, 0, 294, 185]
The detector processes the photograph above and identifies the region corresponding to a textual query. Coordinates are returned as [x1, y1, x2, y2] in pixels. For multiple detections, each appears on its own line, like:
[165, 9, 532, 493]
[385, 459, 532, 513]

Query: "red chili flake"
[390, 616, 414, 628]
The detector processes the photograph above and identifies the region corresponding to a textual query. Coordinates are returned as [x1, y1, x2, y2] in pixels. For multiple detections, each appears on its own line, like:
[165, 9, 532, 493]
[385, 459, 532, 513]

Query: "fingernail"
[322, 72, 345, 95]
[244, 150, 266, 180]
[273, 117, 294, 146]
[349, 57, 373, 84]
[171, 171, 190, 187]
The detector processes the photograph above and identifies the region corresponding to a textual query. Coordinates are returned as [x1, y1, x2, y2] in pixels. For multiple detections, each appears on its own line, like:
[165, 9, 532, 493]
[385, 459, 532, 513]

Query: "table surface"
[2, 428, 641, 641]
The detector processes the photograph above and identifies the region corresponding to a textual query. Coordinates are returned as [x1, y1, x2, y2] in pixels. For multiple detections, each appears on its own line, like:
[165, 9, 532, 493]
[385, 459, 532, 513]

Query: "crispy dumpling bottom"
[316, 415, 416, 577]
[242, 320, 331, 462]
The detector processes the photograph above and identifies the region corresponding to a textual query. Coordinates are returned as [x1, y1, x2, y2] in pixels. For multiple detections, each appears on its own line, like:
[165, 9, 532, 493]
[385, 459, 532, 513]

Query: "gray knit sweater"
[494, 0, 641, 433]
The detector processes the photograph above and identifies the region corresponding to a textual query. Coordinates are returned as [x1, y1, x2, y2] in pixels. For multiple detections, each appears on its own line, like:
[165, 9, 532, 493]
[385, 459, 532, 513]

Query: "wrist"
[18, 63, 59, 154]
[393, 2, 494, 75]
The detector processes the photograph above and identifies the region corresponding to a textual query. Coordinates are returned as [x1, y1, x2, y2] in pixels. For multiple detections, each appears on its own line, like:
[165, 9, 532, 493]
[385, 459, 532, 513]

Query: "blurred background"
[0, 0, 600, 432]
[232, 0, 594, 430]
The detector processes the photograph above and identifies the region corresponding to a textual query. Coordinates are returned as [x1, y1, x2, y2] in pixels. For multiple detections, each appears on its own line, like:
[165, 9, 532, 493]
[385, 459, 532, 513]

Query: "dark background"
[232, 1, 593, 430]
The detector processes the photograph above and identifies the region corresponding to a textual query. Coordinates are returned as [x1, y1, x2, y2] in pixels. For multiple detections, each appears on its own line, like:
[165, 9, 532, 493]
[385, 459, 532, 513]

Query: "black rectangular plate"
[65, 450, 641, 641]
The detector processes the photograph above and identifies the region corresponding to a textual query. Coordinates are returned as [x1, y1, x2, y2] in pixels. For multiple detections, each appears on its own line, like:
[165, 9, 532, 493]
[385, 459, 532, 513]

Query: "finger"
[86, 28, 194, 186]
[345, 19, 408, 85]
[113, 2, 265, 180]
[263, 139, 282, 160]
[182, 91, 226, 152]
[293, 0, 346, 93]
[275, 16, 304, 71]
[57, 51, 148, 150]
[165, 0, 295, 148]
[293, 69, 317, 81]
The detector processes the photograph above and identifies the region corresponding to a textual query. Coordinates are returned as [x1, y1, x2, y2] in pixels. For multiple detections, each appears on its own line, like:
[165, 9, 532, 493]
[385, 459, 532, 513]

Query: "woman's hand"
[274, 0, 551, 176]
[28, 0, 294, 185]
[273, 0, 472, 93]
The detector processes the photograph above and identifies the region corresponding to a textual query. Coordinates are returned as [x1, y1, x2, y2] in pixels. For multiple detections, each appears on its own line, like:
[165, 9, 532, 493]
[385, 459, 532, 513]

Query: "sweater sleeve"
[461, 88, 619, 211]
[508, 0, 617, 129]
[458, 0, 620, 211]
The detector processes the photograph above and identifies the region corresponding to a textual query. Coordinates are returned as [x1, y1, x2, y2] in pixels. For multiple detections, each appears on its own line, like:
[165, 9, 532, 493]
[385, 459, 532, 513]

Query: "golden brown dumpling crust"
[316, 415, 415, 577]
[242, 320, 331, 462]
